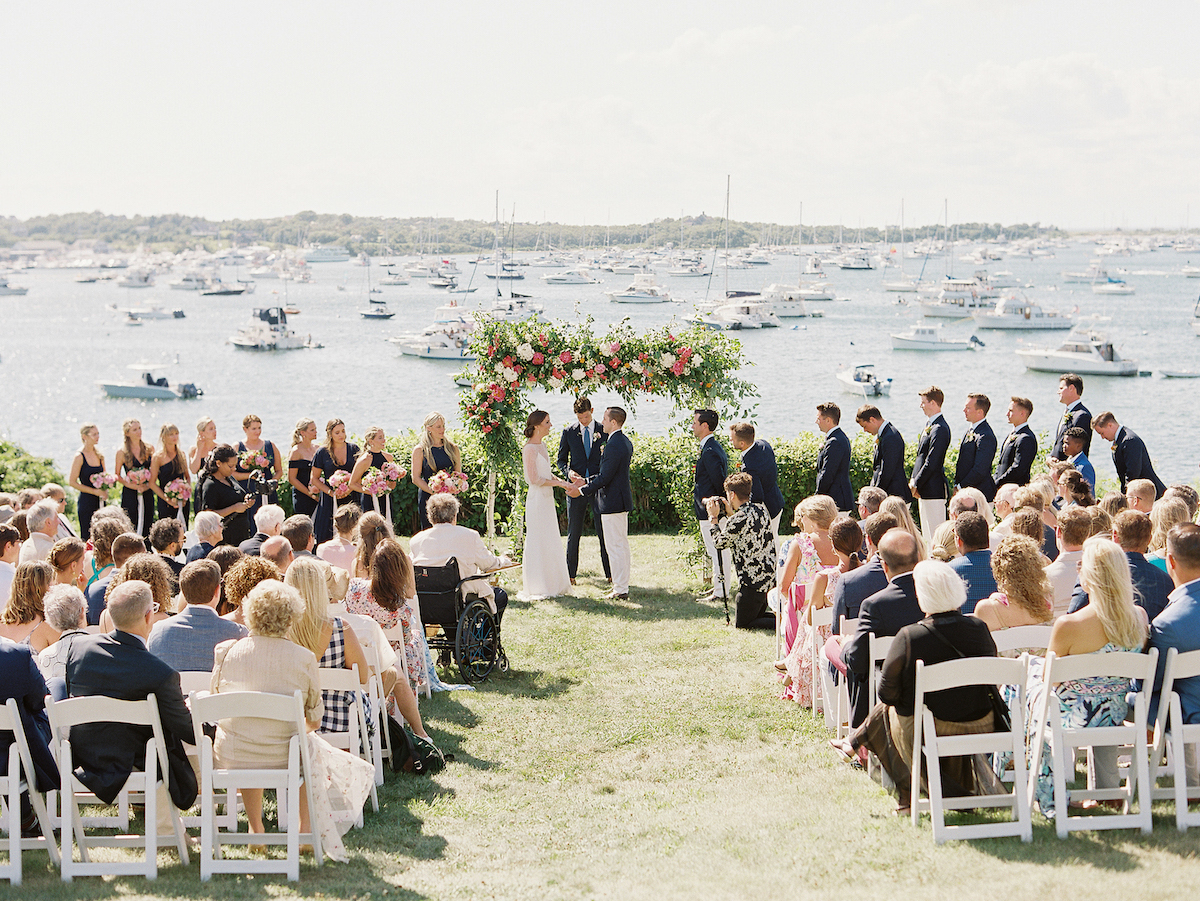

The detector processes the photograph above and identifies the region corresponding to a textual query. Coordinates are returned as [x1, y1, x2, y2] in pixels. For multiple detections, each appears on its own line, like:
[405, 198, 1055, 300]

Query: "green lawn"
[6, 534, 1200, 899]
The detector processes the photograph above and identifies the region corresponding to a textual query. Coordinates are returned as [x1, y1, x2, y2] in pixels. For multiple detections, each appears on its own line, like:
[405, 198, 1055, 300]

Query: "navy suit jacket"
[741, 440, 784, 519]
[0, 639, 57, 791]
[1067, 551, 1174, 623]
[238, 532, 268, 556]
[1111, 426, 1166, 496]
[995, 424, 1037, 488]
[557, 419, 606, 482]
[1052, 402, 1091, 459]
[871, 422, 910, 501]
[816, 427, 854, 512]
[185, 541, 215, 564]
[830, 557, 888, 635]
[694, 435, 729, 521]
[64, 630, 197, 809]
[842, 572, 923, 678]
[581, 429, 633, 515]
[955, 419, 997, 500]
[1141, 580, 1200, 724]
[912, 415, 951, 500]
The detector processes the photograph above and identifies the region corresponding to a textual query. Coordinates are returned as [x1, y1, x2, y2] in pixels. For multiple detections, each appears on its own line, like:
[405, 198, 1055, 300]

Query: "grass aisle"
[8, 535, 1200, 899]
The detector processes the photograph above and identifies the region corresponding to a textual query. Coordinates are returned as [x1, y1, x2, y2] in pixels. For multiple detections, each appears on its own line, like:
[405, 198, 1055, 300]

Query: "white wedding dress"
[520, 442, 572, 600]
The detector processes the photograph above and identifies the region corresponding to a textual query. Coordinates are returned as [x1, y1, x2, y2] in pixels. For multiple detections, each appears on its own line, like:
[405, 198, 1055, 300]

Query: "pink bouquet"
[90, 472, 118, 490]
[327, 470, 352, 499]
[360, 468, 390, 497]
[429, 471, 469, 495]
[164, 478, 192, 505]
[381, 461, 405, 482]
[125, 468, 152, 488]
[239, 448, 270, 471]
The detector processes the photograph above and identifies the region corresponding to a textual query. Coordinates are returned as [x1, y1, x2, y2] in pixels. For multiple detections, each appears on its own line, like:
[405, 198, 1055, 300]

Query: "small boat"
[484, 264, 525, 281]
[229, 307, 321, 351]
[0, 274, 30, 295]
[890, 323, 982, 351]
[541, 268, 600, 285]
[1092, 278, 1134, 295]
[483, 298, 544, 321]
[123, 314, 143, 327]
[606, 274, 672, 304]
[379, 271, 409, 286]
[168, 272, 211, 291]
[1161, 369, 1200, 379]
[757, 285, 826, 318]
[389, 323, 476, 360]
[837, 252, 874, 270]
[74, 274, 99, 284]
[1183, 265, 1200, 278]
[689, 301, 782, 330]
[429, 276, 457, 288]
[99, 364, 203, 400]
[1014, 326, 1138, 376]
[361, 305, 395, 320]
[115, 269, 155, 288]
[368, 295, 388, 305]
[882, 273, 920, 293]
[201, 282, 247, 296]
[110, 302, 186, 320]
[1062, 261, 1112, 282]
[403, 261, 438, 278]
[666, 264, 711, 278]
[836, 364, 893, 398]
[304, 245, 351, 263]
[972, 296, 1074, 330]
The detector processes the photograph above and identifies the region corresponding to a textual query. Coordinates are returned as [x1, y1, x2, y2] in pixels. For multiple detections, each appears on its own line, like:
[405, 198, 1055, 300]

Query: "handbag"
[920, 621, 1012, 733]
[386, 715, 450, 775]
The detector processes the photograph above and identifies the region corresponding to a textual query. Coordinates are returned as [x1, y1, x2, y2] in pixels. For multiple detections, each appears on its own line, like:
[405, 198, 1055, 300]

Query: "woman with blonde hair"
[149, 423, 191, 524]
[310, 419, 360, 545]
[410, 412, 462, 531]
[772, 496, 839, 660]
[0, 561, 58, 650]
[1148, 497, 1191, 572]
[67, 423, 109, 543]
[1027, 536, 1150, 816]
[973, 534, 1054, 632]
[287, 418, 320, 517]
[189, 417, 217, 475]
[350, 426, 405, 523]
[48, 537, 87, 590]
[880, 495, 929, 562]
[114, 418, 155, 537]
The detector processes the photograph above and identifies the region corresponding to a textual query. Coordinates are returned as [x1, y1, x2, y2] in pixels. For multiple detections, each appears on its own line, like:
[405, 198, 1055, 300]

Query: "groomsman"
[954, 393, 997, 501]
[578, 407, 633, 601]
[1051, 373, 1091, 459]
[910, 386, 951, 544]
[692, 409, 731, 602]
[729, 422, 785, 541]
[1092, 411, 1167, 497]
[1061, 427, 1096, 492]
[815, 402, 854, 512]
[855, 405, 910, 501]
[995, 396, 1037, 488]
[557, 397, 611, 585]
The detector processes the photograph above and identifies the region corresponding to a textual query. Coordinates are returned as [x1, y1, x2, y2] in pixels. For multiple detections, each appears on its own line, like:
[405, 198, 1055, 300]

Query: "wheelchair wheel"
[454, 599, 498, 683]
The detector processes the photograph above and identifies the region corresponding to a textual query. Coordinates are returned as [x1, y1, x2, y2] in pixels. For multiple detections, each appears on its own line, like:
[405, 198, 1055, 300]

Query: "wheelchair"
[413, 557, 507, 684]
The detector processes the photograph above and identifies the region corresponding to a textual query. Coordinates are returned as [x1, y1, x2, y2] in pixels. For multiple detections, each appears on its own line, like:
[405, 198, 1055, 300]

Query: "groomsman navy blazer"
[1111, 425, 1166, 496]
[1052, 401, 1091, 459]
[994, 424, 1037, 488]
[694, 435, 729, 521]
[581, 429, 633, 515]
[954, 418, 998, 501]
[815, 426, 854, 512]
[740, 439, 785, 520]
[557, 419, 606, 483]
[871, 421, 911, 501]
[911, 414, 951, 500]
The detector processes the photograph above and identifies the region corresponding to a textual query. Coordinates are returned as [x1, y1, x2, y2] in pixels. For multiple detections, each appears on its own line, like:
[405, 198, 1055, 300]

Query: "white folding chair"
[809, 605, 834, 721]
[0, 699, 61, 884]
[1028, 648, 1159, 838]
[990, 624, 1054, 656]
[867, 633, 895, 712]
[189, 690, 322, 881]
[357, 642, 390, 784]
[385, 620, 431, 700]
[317, 665, 378, 819]
[832, 616, 858, 739]
[910, 657, 1033, 843]
[48, 693, 190, 881]
[178, 671, 213, 697]
[1148, 648, 1200, 831]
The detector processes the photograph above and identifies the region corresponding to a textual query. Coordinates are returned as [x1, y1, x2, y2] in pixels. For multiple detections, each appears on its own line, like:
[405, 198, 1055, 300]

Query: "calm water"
[2, 243, 1198, 487]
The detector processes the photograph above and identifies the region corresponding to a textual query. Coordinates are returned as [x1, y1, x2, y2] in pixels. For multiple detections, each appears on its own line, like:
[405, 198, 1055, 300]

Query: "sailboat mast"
[724, 174, 730, 297]
[798, 201, 803, 284]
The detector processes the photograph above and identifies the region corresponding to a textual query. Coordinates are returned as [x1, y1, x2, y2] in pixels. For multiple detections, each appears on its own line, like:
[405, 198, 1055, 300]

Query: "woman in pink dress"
[772, 496, 839, 656]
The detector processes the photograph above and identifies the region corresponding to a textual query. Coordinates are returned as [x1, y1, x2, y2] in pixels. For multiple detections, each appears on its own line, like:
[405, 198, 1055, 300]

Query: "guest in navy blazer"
[815, 402, 854, 512]
[994, 396, 1037, 489]
[692, 409, 731, 601]
[0, 638, 57, 801]
[729, 422, 784, 531]
[855, 405, 910, 501]
[911, 386, 951, 543]
[1067, 510, 1174, 622]
[1138, 523, 1200, 724]
[1093, 412, 1166, 497]
[556, 397, 611, 583]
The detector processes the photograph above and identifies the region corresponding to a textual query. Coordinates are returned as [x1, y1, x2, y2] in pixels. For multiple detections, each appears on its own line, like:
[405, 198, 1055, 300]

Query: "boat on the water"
[972, 296, 1074, 330]
[305, 245, 351, 263]
[890, 323, 982, 351]
[1014, 326, 1138, 376]
[0, 274, 30, 295]
[607, 274, 672, 304]
[689, 300, 782, 330]
[115, 269, 155, 288]
[168, 272, 211, 291]
[389, 322, 476, 360]
[541, 268, 600, 285]
[201, 281, 247, 296]
[482, 297, 544, 321]
[109, 302, 185, 320]
[836, 363, 893, 397]
[756, 284, 827, 317]
[99, 364, 203, 400]
[360, 305, 395, 320]
[229, 307, 320, 351]
[1092, 278, 1134, 295]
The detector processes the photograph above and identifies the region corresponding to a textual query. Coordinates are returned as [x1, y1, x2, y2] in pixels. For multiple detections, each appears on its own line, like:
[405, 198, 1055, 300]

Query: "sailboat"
[882, 200, 919, 292]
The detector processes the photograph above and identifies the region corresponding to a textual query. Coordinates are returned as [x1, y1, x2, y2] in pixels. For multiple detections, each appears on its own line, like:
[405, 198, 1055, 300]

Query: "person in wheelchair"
[410, 494, 510, 624]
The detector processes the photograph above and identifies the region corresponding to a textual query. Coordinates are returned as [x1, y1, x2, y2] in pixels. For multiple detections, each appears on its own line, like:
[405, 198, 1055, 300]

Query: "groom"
[576, 406, 633, 601]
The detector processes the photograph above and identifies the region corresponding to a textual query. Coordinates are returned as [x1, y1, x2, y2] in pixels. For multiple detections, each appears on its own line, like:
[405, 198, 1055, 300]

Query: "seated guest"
[219, 555, 280, 627]
[345, 538, 427, 696]
[149, 518, 186, 592]
[317, 503, 361, 575]
[10, 512, 28, 541]
[1009, 508, 1051, 565]
[284, 513, 349, 601]
[186, 511, 224, 564]
[1149, 497, 1191, 572]
[41, 483, 76, 539]
[1099, 492, 1128, 518]
[238, 504, 285, 556]
[706, 473, 777, 630]
[0, 522, 22, 603]
[825, 512, 898, 668]
[1044, 506, 1090, 616]
[14, 489, 43, 511]
[98, 552, 175, 632]
[36, 584, 90, 684]
[352, 511, 392, 582]
[772, 495, 839, 653]
[947, 512, 996, 613]
[48, 537, 87, 590]
[1015, 485, 1059, 561]
[973, 535, 1054, 633]
[261, 535, 294, 573]
[831, 559, 1003, 812]
[148, 559, 247, 671]
[1088, 506, 1113, 537]
[85, 529, 143, 625]
[880, 496, 928, 562]
[1163, 484, 1199, 521]
[989, 483, 1020, 548]
[84, 507, 133, 587]
[18, 500, 58, 564]
[1068, 510, 1175, 622]
[1, 627, 58, 836]
[842, 530, 924, 728]
[857, 486, 887, 521]
[410, 494, 510, 624]
[0, 562, 57, 651]
[1127, 479, 1157, 515]
[64, 581, 198, 830]
[931, 490, 989, 563]
[1141, 524, 1200, 732]
[1058, 470, 1096, 509]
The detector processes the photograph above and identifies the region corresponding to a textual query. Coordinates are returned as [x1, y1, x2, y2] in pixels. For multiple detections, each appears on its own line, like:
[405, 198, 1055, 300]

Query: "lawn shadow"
[549, 588, 731, 626]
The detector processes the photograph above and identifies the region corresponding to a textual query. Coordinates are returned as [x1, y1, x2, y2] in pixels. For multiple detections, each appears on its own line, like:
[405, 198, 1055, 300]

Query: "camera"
[247, 470, 280, 497]
[703, 496, 724, 506]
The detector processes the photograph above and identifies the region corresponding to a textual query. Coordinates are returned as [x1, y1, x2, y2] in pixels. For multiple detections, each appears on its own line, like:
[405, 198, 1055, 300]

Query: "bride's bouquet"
[125, 469, 152, 489]
[327, 470, 353, 499]
[90, 472, 118, 490]
[164, 478, 193, 506]
[239, 448, 270, 472]
[429, 471, 469, 495]
[360, 468, 390, 497]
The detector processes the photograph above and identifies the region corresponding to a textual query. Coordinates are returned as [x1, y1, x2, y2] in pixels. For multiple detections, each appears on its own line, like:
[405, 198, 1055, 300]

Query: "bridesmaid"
[114, 418, 155, 538]
[310, 419, 360, 545]
[150, 423, 192, 525]
[410, 411, 461, 532]
[67, 423, 109, 542]
[189, 417, 217, 477]
[287, 418, 321, 518]
[234, 414, 283, 519]
[350, 426, 405, 526]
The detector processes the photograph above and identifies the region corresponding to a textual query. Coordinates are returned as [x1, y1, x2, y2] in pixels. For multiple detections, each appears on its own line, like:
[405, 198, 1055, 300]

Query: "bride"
[520, 410, 579, 600]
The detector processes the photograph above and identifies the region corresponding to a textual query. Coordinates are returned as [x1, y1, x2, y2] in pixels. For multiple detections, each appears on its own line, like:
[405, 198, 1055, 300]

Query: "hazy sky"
[5, 1, 1200, 230]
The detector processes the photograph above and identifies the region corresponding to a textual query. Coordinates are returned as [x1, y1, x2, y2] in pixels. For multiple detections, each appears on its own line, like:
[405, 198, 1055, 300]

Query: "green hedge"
[0, 440, 74, 514]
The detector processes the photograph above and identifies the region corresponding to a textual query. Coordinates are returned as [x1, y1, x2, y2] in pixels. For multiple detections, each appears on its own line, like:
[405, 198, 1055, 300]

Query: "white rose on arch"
[660, 352, 676, 368]
[516, 342, 535, 361]
[691, 354, 704, 367]
[548, 376, 563, 389]
[503, 367, 519, 382]
[572, 368, 585, 381]
[630, 361, 644, 374]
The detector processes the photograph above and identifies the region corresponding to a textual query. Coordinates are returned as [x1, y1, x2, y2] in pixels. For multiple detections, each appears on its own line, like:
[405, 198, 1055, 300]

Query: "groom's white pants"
[602, 512, 630, 595]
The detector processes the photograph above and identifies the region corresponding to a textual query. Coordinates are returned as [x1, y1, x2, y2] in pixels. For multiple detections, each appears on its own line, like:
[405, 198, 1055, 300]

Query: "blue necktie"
[582, 427, 592, 477]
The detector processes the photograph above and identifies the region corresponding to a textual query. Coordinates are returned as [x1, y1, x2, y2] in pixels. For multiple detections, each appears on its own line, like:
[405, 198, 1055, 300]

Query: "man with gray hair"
[41, 483, 76, 538]
[64, 580, 198, 820]
[411, 493, 511, 621]
[36, 585, 89, 684]
[260, 535, 294, 573]
[186, 511, 223, 563]
[18, 500, 59, 564]
[857, 486, 887, 521]
[238, 503, 286, 556]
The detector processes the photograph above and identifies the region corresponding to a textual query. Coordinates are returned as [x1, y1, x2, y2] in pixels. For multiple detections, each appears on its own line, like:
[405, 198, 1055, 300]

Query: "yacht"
[972, 296, 1074, 330]
[304, 245, 351, 263]
[99, 365, 203, 400]
[109, 302, 185, 320]
[249, 266, 278, 279]
[1061, 260, 1111, 283]
[919, 289, 996, 318]
[890, 323, 981, 351]
[0, 274, 29, 295]
[201, 281, 247, 296]
[389, 322, 476, 360]
[541, 268, 600, 285]
[836, 364, 892, 398]
[229, 307, 320, 351]
[360, 305, 395, 320]
[168, 272, 211, 291]
[837, 252, 874, 270]
[606, 274, 672, 304]
[1014, 327, 1138, 376]
[1092, 278, 1134, 296]
[403, 261, 438, 278]
[484, 263, 525, 280]
[756, 285, 826, 318]
[482, 297, 543, 321]
[666, 263, 711, 278]
[115, 269, 155, 288]
[378, 270, 410, 286]
[689, 301, 782, 330]
[882, 273, 920, 293]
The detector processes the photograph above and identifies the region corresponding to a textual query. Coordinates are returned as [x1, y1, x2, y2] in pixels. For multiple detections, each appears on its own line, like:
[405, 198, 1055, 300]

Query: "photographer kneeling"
[707, 473, 776, 629]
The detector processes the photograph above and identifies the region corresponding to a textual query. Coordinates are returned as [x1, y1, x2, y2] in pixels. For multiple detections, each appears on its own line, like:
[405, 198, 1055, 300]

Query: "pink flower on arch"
[532, 352, 544, 365]
[560, 351, 573, 364]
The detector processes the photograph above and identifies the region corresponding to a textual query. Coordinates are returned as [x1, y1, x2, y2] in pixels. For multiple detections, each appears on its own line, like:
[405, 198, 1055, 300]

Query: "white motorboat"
[379, 271, 410, 286]
[304, 245, 351, 263]
[689, 301, 782, 330]
[1062, 261, 1111, 283]
[666, 264, 711, 278]
[541, 268, 600, 285]
[482, 297, 544, 321]
[115, 269, 155, 288]
[838, 252, 874, 270]
[1182, 265, 1200, 278]
[229, 307, 320, 351]
[360, 305, 395, 319]
[890, 323, 981, 351]
[1014, 327, 1138, 376]
[607, 274, 672, 304]
[403, 261, 438, 278]
[608, 261, 653, 275]
[756, 285, 825, 318]
[0, 274, 29, 295]
[984, 270, 1021, 289]
[168, 272, 211, 291]
[109, 302, 185, 320]
[882, 273, 920, 293]
[390, 323, 476, 360]
[437, 259, 461, 276]
[920, 289, 997, 318]
[428, 276, 457, 288]
[1092, 278, 1134, 295]
[836, 364, 893, 398]
[972, 296, 1074, 330]
[249, 266, 278, 279]
[99, 364, 203, 400]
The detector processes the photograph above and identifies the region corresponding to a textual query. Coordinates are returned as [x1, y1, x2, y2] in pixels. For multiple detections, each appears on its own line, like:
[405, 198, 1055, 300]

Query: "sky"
[5, 0, 1200, 231]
